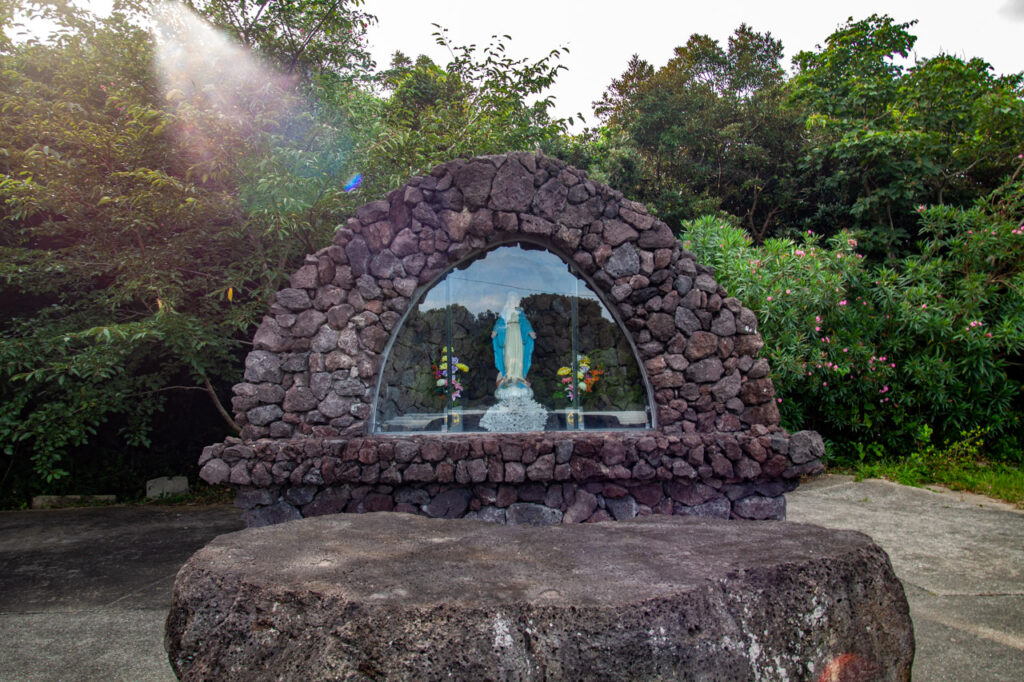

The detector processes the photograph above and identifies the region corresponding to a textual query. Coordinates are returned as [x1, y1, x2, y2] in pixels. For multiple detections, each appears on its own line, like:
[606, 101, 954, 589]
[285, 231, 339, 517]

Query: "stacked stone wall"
[200, 151, 824, 525]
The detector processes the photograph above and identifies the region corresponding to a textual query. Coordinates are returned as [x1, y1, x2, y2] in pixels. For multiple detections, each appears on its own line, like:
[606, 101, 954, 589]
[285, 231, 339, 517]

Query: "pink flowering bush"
[682, 176, 1024, 459]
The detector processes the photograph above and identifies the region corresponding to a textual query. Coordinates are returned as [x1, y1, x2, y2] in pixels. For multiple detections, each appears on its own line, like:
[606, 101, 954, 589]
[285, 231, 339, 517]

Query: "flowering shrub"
[554, 354, 604, 404]
[432, 346, 469, 404]
[682, 177, 1024, 459]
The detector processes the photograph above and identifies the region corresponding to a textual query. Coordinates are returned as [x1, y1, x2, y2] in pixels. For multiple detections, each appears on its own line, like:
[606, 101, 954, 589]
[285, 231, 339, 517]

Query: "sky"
[11, 0, 1024, 132]
[363, 0, 1024, 130]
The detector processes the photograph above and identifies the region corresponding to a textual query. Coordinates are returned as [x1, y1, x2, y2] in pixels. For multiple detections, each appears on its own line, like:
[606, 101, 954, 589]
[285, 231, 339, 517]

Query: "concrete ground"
[0, 505, 243, 682]
[787, 475, 1024, 682]
[0, 476, 1020, 681]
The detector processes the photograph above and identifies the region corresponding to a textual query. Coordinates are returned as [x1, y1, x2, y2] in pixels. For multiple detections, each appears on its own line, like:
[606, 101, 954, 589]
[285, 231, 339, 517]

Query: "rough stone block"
[506, 503, 563, 526]
[167, 515, 914, 682]
[240, 501, 301, 528]
[145, 476, 189, 500]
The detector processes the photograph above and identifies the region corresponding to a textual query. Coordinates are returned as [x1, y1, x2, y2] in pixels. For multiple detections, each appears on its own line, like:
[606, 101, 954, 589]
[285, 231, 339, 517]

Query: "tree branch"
[130, 382, 240, 433]
[203, 375, 241, 433]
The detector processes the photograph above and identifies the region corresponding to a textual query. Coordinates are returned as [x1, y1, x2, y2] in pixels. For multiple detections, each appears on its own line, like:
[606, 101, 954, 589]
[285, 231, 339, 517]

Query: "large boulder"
[166, 514, 913, 681]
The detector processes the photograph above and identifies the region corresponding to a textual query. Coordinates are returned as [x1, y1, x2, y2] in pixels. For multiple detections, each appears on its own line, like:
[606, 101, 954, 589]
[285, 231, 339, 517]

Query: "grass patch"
[852, 460, 1024, 507]
[841, 427, 1024, 508]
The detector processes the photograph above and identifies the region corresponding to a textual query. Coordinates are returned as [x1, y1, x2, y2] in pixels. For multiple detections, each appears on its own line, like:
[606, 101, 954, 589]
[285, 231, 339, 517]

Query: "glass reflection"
[374, 243, 650, 432]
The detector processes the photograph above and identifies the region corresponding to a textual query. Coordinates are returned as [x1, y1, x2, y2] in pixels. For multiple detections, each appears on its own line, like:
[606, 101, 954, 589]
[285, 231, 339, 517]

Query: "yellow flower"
[456, 363, 469, 372]
[557, 366, 571, 376]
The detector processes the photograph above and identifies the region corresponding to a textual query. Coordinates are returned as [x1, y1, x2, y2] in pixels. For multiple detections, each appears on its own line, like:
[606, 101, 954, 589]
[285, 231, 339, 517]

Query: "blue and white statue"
[490, 292, 536, 388]
[481, 292, 547, 432]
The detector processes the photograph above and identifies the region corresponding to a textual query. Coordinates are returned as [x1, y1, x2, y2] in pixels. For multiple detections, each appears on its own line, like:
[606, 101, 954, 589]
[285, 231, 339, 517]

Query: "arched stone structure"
[199, 152, 824, 526]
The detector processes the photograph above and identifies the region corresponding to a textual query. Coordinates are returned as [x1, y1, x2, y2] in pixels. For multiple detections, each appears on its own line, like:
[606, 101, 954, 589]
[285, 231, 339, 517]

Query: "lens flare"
[150, 2, 302, 172]
[150, 2, 356, 216]
[343, 173, 363, 192]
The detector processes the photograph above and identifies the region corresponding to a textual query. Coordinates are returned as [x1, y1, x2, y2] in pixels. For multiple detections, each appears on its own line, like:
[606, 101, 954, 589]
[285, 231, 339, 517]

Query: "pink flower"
[766, 296, 772, 301]
[785, 289, 791, 294]
[795, 250, 806, 257]
[839, 300, 847, 306]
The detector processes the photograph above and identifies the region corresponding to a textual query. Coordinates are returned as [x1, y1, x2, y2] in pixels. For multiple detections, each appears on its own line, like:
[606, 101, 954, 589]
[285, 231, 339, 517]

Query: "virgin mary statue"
[481, 291, 546, 431]
[490, 293, 536, 389]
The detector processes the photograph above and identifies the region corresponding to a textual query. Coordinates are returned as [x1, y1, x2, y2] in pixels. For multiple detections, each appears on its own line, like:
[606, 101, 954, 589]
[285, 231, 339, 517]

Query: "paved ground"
[787, 475, 1024, 682]
[0, 505, 243, 682]
[0, 476, 1020, 681]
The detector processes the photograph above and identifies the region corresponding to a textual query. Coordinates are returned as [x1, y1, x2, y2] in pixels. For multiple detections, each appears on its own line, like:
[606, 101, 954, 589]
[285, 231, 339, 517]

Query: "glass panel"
[374, 243, 651, 433]
[374, 286, 449, 432]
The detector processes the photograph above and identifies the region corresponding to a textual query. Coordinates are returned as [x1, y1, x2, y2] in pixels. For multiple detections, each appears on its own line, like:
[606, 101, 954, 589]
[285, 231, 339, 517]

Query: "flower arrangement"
[554, 354, 604, 403]
[432, 346, 469, 402]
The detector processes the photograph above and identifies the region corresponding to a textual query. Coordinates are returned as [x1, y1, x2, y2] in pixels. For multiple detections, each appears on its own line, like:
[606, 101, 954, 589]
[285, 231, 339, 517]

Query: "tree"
[350, 28, 573, 193]
[182, 0, 376, 77]
[789, 15, 1024, 257]
[593, 54, 654, 123]
[586, 24, 805, 240]
[0, 1, 342, 492]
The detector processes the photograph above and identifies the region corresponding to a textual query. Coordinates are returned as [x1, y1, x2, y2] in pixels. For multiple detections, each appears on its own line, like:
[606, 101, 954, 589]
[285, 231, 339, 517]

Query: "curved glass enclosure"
[373, 243, 652, 433]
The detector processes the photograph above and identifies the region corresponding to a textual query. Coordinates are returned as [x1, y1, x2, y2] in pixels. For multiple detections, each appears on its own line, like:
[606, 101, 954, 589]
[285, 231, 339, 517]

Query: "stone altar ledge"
[165, 514, 913, 681]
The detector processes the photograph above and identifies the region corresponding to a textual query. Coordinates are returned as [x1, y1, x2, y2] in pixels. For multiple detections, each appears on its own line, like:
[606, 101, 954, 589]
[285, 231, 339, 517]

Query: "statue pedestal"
[480, 382, 547, 432]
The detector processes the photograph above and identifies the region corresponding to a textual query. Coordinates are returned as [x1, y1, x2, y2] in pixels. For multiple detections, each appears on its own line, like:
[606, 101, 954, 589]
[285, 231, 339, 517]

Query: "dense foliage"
[790, 15, 1024, 257]
[682, 170, 1024, 459]
[581, 24, 805, 240]
[580, 15, 1024, 257]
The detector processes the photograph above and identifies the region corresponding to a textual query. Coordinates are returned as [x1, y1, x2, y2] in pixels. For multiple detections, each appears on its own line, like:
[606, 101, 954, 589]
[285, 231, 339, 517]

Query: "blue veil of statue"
[492, 312, 535, 378]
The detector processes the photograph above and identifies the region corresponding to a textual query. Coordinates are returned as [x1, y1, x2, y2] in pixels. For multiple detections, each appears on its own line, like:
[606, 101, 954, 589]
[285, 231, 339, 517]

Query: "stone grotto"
[197, 151, 826, 526]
